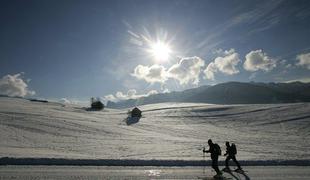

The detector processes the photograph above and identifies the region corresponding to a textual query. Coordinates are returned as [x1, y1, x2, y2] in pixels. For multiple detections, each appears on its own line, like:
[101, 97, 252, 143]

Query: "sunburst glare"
[148, 41, 171, 62]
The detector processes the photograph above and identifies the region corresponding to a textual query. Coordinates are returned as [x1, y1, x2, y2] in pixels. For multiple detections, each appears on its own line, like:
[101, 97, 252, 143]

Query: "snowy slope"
[0, 97, 309, 161]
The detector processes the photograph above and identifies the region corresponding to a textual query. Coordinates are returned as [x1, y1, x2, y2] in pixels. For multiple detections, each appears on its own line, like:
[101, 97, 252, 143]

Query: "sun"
[149, 41, 171, 62]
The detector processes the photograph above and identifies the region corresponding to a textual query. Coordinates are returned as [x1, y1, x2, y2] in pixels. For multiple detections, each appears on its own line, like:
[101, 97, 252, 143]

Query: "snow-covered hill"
[0, 97, 309, 161]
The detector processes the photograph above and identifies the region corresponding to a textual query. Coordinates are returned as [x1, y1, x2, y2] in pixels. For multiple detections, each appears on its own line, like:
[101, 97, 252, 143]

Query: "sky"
[0, 0, 310, 103]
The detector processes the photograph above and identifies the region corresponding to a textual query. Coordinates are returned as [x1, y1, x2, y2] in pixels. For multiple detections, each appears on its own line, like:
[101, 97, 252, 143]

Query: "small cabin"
[91, 97, 104, 110]
[131, 107, 142, 118]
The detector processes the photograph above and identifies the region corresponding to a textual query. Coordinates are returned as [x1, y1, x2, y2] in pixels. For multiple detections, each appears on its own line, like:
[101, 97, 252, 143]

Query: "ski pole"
[203, 146, 205, 175]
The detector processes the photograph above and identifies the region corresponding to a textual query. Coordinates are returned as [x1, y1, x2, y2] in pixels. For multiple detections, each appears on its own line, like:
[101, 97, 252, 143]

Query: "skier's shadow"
[222, 169, 251, 180]
[223, 170, 240, 180]
[236, 171, 250, 180]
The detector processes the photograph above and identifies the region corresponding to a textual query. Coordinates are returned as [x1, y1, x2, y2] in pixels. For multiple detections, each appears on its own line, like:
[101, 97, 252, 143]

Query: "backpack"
[214, 143, 222, 155]
[231, 143, 237, 155]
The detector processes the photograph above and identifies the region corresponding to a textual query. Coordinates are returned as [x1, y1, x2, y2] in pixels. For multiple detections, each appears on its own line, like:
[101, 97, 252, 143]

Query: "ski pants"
[211, 156, 221, 174]
[225, 155, 241, 169]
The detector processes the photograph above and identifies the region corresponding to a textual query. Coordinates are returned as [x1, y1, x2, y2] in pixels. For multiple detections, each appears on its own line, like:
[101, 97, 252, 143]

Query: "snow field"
[0, 97, 309, 161]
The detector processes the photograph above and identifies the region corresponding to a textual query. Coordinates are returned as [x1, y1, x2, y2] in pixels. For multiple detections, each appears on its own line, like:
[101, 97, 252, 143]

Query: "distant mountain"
[106, 82, 310, 109]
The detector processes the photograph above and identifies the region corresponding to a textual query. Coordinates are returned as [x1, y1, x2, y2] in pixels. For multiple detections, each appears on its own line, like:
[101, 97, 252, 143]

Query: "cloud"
[114, 89, 149, 101]
[104, 89, 158, 102]
[0, 73, 35, 97]
[58, 98, 89, 106]
[163, 88, 170, 93]
[132, 64, 167, 83]
[146, 90, 158, 96]
[115, 91, 128, 101]
[59, 98, 71, 104]
[132, 56, 205, 85]
[204, 62, 217, 80]
[167, 56, 205, 85]
[103, 94, 117, 102]
[243, 49, 276, 72]
[204, 49, 240, 80]
[279, 59, 292, 69]
[296, 52, 310, 69]
[285, 77, 310, 83]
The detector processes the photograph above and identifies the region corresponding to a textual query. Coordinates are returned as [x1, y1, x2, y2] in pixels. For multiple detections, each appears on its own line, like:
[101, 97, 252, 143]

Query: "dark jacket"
[205, 143, 220, 159]
[225, 144, 236, 156]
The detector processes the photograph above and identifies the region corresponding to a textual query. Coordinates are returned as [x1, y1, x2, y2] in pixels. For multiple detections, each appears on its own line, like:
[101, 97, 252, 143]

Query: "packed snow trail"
[0, 97, 309, 161]
[0, 166, 310, 180]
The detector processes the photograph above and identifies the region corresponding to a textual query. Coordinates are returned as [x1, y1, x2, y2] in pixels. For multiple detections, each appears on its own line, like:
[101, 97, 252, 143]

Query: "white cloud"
[132, 64, 167, 83]
[103, 94, 117, 102]
[163, 88, 170, 93]
[127, 89, 137, 98]
[167, 56, 205, 85]
[0, 73, 35, 97]
[243, 49, 276, 72]
[59, 98, 71, 104]
[296, 52, 310, 69]
[204, 49, 240, 80]
[104, 89, 158, 102]
[58, 98, 89, 106]
[204, 62, 217, 80]
[132, 56, 205, 85]
[115, 91, 128, 101]
[146, 90, 158, 96]
[214, 49, 240, 74]
[249, 72, 257, 80]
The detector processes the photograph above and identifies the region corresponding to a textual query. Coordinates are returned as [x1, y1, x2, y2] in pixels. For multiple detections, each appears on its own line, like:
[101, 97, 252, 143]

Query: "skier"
[223, 141, 242, 172]
[203, 139, 222, 178]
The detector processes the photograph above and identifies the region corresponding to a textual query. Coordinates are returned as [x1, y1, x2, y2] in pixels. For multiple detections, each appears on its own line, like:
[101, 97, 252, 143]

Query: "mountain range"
[106, 81, 310, 109]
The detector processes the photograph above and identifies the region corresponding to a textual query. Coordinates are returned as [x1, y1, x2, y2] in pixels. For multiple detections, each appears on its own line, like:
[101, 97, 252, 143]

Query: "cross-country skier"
[223, 141, 242, 172]
[203, 139, 222, 178]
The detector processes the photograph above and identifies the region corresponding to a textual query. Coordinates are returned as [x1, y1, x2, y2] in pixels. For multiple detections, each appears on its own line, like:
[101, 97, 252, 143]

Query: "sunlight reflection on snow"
[145, 169, 161, 176]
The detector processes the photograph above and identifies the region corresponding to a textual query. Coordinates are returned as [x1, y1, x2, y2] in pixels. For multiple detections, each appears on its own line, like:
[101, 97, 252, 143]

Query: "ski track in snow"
[0, 97, 309, 162]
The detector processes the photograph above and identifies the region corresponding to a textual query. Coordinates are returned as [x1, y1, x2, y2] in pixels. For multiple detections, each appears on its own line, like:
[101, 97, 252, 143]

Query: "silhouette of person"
[203, 139, 222, 177]
[223, 141, 242, 171]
